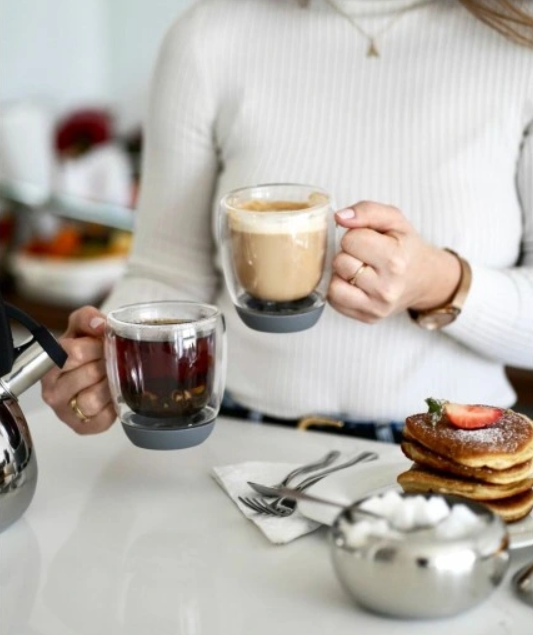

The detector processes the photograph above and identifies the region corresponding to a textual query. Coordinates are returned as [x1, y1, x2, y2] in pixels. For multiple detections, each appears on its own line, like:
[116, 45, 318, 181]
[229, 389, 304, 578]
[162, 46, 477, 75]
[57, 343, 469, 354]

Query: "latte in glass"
[228, 199, 327, 303]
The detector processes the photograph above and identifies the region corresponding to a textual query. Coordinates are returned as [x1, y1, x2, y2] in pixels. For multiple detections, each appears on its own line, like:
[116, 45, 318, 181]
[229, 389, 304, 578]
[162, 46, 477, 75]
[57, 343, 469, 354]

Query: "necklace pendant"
[367, 40, 379, 58]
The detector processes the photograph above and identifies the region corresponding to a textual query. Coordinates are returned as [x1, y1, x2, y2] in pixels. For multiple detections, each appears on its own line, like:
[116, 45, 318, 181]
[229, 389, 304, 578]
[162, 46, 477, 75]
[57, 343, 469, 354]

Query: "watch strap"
[409, 249, 472, 329]
[445, 249, 472, 311]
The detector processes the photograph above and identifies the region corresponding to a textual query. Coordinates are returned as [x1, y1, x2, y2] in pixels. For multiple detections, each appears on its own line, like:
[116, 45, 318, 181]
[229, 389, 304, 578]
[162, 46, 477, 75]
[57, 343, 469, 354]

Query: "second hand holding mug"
[218, 183, 335, 333]
[105, 301, 227, 450]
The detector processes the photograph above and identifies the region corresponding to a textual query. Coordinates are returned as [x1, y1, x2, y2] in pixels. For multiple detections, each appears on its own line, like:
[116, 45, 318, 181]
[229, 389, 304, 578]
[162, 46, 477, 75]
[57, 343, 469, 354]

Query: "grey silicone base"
[235, 303, 324, 333]
[121, 416, 216, 450]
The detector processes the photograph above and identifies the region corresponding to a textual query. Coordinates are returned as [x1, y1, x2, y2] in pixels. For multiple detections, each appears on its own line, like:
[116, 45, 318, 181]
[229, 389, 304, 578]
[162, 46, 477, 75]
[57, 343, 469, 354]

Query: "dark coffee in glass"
[106, 302, 226, 450]
[114, 322, 215, 418]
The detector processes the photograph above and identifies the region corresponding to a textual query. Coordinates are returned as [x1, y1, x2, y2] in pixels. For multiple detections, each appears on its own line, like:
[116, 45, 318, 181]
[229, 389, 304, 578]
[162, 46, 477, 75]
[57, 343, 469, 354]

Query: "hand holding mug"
[41, 306, 115, 434]
[328, 201, 462, 323]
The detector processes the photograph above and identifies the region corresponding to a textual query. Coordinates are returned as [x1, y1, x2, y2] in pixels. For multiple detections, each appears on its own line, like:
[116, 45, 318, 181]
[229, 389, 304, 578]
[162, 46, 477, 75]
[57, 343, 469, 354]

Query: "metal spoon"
[512, 561, 533, 607]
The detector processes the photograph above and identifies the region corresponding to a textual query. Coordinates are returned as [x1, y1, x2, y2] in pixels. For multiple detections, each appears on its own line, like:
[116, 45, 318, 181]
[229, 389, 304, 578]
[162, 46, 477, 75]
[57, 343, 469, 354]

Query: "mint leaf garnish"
[425, 397, 447, 425]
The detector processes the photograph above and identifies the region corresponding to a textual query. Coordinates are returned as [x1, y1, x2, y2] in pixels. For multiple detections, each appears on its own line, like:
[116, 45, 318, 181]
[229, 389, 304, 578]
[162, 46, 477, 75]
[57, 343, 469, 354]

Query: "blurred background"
[1, 0, 194, 134]
[0, 0, 193, 329]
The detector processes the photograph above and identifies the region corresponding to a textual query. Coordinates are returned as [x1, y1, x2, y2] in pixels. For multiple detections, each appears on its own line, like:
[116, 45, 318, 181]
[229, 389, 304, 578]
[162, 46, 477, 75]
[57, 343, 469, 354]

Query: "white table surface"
[2, 389, 533, 635]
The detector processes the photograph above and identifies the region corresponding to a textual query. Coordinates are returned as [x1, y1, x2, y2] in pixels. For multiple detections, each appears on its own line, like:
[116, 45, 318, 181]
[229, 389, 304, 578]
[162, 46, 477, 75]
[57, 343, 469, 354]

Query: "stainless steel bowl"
[330, 492, 510, 619]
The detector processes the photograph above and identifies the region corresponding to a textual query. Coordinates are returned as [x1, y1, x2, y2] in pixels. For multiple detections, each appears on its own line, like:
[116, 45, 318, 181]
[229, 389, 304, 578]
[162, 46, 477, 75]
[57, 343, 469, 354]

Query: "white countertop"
[2, 389, 533, 635]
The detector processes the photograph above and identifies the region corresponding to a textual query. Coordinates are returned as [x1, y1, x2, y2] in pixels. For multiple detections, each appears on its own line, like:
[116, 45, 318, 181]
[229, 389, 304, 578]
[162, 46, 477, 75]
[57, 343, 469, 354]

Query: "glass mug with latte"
[219, 183, 335, 333]
[105, 301, 226, 450]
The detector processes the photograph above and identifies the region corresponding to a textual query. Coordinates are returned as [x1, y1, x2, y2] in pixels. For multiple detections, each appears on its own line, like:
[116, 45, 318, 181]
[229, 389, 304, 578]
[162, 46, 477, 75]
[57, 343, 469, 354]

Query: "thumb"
[335, 201, 408, 234]
[63, 305, 107, 338]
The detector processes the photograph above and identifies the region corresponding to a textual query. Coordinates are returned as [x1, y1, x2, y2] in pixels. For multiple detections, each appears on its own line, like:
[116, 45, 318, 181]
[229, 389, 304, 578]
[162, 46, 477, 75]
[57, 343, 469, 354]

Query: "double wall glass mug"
[105, 301, 226, 450]
[219, 183, 335, 333]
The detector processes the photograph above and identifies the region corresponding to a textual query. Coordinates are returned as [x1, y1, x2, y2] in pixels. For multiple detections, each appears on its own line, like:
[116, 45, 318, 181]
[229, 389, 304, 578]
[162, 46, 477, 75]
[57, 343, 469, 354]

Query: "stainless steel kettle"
[0, 292, 67, 532]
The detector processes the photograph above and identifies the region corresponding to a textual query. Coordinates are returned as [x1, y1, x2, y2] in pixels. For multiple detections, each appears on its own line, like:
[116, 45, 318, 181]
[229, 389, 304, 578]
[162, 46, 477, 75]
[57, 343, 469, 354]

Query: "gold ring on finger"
[348, 263, 369, 287]
[69, 395, 91, 423]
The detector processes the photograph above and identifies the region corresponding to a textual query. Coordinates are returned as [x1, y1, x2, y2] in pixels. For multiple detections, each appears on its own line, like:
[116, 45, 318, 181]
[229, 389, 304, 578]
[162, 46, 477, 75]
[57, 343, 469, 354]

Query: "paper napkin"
[212, 461, 323, 545]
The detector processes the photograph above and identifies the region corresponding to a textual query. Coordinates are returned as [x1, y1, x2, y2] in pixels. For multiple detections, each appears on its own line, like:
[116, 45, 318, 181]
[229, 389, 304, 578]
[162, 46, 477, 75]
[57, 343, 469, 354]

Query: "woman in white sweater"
[42, 0, 533, 441]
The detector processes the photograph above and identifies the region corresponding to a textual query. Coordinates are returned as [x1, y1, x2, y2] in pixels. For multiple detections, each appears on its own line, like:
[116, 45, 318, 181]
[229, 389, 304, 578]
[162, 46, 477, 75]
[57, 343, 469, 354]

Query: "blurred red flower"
[56, 109, 113, 156]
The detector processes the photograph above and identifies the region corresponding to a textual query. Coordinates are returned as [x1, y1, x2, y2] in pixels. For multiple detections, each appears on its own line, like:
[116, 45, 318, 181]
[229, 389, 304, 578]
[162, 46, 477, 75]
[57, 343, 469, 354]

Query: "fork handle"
[280, 449, 341, 487]
[292, 451, 378, 491]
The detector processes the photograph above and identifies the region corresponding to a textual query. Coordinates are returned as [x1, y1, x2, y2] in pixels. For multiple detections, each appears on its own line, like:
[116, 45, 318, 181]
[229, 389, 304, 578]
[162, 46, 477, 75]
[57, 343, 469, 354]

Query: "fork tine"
[238, 496, 264, 513]
[254, 499, 287, 516]
[256, 498, 293, 516]
[238, 496, 291, 516]
[239, 496, 278, 515]
[256, 503, 280, 515]
[266, 501, 293, 516]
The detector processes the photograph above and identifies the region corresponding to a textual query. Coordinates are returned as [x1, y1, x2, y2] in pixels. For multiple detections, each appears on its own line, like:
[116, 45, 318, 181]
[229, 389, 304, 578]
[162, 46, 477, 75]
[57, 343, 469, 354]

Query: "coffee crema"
[236, 199, 312, 212]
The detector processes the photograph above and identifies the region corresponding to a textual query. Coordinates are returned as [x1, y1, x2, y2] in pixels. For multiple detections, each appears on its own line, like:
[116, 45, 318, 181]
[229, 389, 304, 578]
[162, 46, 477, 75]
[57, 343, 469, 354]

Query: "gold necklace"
[325, 0, 434, 58]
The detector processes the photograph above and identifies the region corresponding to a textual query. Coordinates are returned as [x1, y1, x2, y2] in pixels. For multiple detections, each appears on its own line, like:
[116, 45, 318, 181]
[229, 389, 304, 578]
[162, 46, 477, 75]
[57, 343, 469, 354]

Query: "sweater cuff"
[445, 262, 533, 367]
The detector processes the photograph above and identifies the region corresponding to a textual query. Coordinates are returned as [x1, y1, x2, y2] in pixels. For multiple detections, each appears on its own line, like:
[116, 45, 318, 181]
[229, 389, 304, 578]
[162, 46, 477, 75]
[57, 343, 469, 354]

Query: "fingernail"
[90, 317, 105, 330]
[336, 208, 355, 219]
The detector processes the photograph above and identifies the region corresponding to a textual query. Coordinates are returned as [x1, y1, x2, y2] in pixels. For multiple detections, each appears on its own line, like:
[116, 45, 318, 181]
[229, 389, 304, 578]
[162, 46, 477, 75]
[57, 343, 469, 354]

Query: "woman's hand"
[41, 305, 117, 434]
[328, 201, 462, 323]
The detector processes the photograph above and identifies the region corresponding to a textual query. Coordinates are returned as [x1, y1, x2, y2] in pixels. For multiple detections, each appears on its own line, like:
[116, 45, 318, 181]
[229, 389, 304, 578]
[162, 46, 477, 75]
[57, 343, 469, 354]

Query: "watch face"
[417, 308, 460, 330]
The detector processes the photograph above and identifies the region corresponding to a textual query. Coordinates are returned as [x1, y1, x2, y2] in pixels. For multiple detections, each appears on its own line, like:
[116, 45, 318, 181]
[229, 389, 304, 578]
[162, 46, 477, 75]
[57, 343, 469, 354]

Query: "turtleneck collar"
[326, 0, 437, 17]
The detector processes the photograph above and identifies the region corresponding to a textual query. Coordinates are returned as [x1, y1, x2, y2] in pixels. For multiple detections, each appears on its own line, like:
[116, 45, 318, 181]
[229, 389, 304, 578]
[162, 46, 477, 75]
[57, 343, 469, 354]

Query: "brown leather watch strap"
[408, 249, 472, 330]
[443, 248, 472, 308]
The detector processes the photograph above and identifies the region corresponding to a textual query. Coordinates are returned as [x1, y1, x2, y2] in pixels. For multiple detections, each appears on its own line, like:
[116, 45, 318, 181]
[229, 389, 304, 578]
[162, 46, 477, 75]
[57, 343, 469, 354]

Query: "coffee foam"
[237, 200, 312, 211]
[228, 209, 327, 234]
[230, 191, 329, 212]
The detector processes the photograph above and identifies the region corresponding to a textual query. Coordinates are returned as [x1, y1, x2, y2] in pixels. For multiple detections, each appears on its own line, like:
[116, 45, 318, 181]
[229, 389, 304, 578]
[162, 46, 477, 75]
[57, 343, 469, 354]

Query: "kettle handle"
[0, 292, 15, 376]
[0, 293, 67, 374]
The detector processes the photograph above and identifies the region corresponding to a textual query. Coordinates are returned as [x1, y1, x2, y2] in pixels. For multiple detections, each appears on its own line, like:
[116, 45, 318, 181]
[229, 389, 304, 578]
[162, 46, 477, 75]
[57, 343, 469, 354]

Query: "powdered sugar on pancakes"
[405, 411, 533, 470]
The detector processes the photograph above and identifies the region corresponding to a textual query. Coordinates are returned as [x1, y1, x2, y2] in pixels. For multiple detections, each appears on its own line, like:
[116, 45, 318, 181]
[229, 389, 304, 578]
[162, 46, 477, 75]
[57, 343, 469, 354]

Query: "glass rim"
[219, 182, 331, 216]
[106, 300, 221, 331]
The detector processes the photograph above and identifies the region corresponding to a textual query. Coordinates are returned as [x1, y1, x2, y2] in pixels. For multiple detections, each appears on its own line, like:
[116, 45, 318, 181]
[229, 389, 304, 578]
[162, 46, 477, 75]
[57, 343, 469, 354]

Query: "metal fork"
[261, 449, 341, 492]
[236, 449, 340, 513]
[242, 485, 385, 520]
[238, 480, 325, 516]
[238, 450, 378, 516]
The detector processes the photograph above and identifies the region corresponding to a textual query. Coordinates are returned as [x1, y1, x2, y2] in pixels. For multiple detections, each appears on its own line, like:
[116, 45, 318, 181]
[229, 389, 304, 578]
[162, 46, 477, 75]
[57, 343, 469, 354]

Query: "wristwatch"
[408, 249, 472, 331]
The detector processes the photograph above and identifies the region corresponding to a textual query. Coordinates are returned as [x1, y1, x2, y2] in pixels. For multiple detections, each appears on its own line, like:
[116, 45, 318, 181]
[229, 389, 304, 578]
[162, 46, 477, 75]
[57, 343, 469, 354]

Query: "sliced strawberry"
[443, 402, 504, 429]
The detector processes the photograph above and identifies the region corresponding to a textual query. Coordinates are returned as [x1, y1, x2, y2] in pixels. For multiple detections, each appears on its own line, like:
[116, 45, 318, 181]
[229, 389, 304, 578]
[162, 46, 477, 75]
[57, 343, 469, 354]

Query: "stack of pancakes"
[397, 408, 533, 522]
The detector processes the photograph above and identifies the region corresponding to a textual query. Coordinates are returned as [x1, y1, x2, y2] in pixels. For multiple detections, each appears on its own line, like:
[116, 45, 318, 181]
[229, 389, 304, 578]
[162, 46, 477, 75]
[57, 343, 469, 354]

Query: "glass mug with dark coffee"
[219, 183, 335, 333]
[105, 301, 226, 450]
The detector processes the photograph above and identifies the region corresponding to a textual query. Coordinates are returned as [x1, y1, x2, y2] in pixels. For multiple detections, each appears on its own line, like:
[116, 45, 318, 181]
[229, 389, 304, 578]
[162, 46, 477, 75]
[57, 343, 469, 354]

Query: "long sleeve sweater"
[103, 0, 533, 421]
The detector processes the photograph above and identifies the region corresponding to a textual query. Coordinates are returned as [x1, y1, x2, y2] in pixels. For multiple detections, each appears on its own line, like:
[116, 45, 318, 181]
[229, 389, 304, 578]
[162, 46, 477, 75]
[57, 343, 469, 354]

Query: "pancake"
[400, 438, 533, 485]
[480, 490, 533, 523]
[403, 410, 533, 470]
[397, 464, 533, 501]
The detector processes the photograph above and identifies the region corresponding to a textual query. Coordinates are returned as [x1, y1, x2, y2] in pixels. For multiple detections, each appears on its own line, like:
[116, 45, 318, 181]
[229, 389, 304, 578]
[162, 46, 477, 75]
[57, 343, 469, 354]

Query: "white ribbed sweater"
[104, 0, 533, 421]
